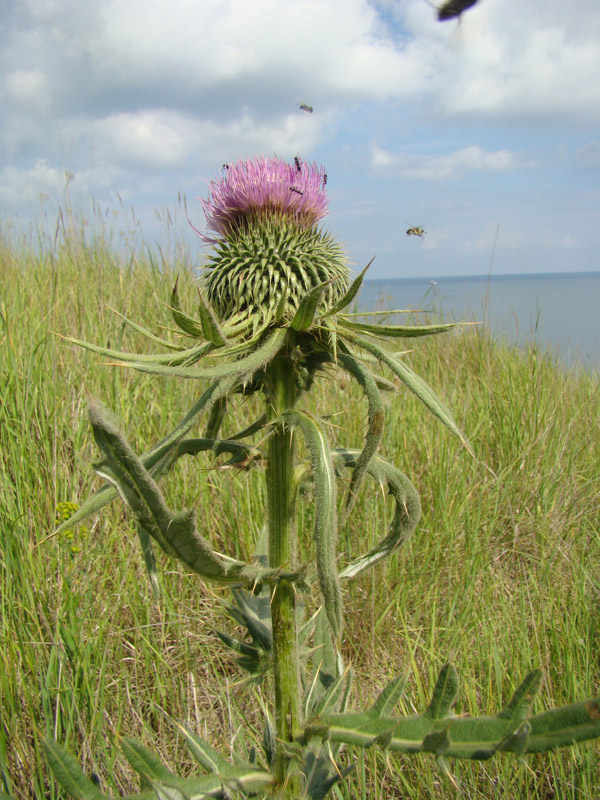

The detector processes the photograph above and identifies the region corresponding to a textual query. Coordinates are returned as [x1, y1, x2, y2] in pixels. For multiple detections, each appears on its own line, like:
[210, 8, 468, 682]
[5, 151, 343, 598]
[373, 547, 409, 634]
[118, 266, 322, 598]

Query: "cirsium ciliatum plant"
[47, 157, 600, 799]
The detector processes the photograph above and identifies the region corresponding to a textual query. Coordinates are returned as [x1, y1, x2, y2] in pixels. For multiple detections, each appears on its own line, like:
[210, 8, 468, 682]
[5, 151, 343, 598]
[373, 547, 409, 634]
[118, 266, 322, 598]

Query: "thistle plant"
[46, 156, 600, 799]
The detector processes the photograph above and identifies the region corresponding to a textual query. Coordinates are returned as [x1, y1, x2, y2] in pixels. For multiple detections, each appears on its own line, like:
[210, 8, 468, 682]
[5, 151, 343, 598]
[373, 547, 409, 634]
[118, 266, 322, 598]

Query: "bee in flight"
[406, 226, 426, 239]
[294, 156, 301, 172]
[299, 103, 313, 113]
[436, 0, 480, 21]
[290, 186, 304, 195]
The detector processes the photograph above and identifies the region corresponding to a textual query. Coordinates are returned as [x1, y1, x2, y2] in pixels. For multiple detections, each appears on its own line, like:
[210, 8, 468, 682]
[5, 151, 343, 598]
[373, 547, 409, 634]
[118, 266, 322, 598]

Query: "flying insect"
[437, 0, 480, 21]
[299, 103, 313, 113]
[406, 226, 426, 239]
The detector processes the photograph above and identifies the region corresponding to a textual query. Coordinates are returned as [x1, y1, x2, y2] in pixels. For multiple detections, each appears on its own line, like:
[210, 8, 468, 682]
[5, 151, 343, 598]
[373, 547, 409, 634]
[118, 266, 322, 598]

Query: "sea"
[357, 271, 600, 373]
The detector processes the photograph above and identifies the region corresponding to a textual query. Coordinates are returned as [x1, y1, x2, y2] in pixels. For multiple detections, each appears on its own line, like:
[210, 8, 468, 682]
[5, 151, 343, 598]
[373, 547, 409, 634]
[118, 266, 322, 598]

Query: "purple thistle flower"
[198, 156, 329, 242]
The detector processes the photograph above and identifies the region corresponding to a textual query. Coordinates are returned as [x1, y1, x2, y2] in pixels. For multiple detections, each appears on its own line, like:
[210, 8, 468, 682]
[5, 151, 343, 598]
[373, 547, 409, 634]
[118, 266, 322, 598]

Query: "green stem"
[265, 350, 302, 796]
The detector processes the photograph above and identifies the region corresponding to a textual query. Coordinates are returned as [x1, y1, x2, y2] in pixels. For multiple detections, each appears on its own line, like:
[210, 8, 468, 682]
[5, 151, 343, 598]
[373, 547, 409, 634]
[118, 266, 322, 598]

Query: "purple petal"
[199, 156, 329, 241]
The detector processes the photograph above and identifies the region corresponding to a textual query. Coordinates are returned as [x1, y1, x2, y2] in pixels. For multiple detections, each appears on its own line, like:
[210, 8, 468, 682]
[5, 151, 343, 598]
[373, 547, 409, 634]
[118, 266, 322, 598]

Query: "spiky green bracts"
[204, 221, 348, 327]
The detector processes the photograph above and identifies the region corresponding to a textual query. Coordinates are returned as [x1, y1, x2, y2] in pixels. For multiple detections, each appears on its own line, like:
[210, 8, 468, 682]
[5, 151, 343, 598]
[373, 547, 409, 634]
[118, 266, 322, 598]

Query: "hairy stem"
[265, 350, 302, 796]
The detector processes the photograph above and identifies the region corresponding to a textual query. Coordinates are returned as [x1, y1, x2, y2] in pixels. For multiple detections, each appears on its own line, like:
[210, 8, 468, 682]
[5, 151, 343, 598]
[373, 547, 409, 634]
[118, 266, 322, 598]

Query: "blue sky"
[1, 0, 600, 279]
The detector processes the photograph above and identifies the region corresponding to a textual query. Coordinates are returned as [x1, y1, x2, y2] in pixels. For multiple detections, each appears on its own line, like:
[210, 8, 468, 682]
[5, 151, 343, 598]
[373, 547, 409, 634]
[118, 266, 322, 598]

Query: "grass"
[1, 214, 599, 799]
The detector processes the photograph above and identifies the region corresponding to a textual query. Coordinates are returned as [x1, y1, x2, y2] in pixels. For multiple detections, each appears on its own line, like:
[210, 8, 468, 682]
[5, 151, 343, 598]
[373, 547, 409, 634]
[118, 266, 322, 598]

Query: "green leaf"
[203, 397, 227, 439]
[121, 738, 175, 781]
[111, 327, 288, 381]
[335, 351, 384, 523]
[197, 291, 228, 346]
[108, 307, 184, 350]
[169, 726, 239, 777]
[228, 414, 267, 441]
[42, 740, 106, 800]
[150, 782, 191, 800]
[323, 257, 374, 318]
[289, 280, 333, 331]
[334, 450, 421, 579]
[349, 336, 473, 455]
[497, 670, 542, 724]
[170, 277, 205, 338]
[337, 319, 474, 339]
[224, 588, 272, 651]
[424, 664, 459, 719]
[60, 335, 213, 366]
[303, 672, 600, 761]
[524, 697, 600, 753]
[136, 525, 159, 597]
[89, 402, 246, 583]
[369, 675, 408, 718]
[284, 411, 342, 640]
[47, 377, 239, 543]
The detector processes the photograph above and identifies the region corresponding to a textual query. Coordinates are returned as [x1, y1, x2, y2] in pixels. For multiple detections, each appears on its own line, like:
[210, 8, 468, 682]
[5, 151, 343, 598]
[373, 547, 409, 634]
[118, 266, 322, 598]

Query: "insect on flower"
[437, 0, 480, 21]
[406, 227, 426, 239]
[323, 174, 328, 187]
[290, 186, 304, 195]
[294, 156, 301, 172]
[299, 103, 313, 113]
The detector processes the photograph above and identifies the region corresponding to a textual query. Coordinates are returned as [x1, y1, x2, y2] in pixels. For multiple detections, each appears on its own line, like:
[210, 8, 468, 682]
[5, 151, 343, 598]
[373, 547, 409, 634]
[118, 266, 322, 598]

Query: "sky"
[1, 0, 600, 279]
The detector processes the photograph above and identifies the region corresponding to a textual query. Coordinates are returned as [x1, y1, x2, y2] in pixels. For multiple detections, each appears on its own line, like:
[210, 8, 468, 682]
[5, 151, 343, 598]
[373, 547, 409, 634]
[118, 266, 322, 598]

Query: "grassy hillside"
[1, 223, 599, 798]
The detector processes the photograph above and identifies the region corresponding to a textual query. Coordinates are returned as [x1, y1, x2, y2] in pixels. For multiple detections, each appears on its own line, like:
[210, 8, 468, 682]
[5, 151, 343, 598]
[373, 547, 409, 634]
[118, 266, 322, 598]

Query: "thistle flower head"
[198, 156, 349, 330]
[201, 156, 329, 241]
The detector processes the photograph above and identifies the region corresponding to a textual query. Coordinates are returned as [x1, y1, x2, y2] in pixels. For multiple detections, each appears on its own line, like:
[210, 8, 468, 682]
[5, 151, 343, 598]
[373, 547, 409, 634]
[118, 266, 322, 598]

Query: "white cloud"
[371, 143, 526, 179]
[0, 158, 64, 205]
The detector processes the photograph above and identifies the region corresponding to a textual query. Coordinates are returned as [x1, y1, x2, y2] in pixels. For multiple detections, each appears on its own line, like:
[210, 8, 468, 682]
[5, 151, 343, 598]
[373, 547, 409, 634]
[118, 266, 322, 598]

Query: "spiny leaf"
[203, 397, 227, 439]
[349, 335, 473, 454]
[197, 290, 228, 346]
[108, 306, 184, 350]
[421, 728, 451, 756]
[311, 670, 350, 717]
[224, 588, 272, 651]
[324, 257, 374, 318]
[170, 277, 205, 338]
[289, 280, 334, 331]
[150, 783, 191, 800]
[335, 350, 384, 523]
[216, 631, 263, 659]
[169, 724, 239, 776]
[424, 664, 459, 720]
[120, 738, 175, 781]
[228, 414, 267, 441]
[337, 318, 474, 339]
[524, 698, 600, 753]
[497, 670, 542, 723]
[334, 450, 421, 579]
[284, 411, 342, 640]
[110, 327, 288, 381]
[59, 335, 213, 366]
[303, 672, 600, 761]
[45, 376, 239, 544]
[42, 740, 106, 800]
[89, 402, 246, 583]
[136, 525, 159, 597]
[369, 674, 408, 718]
